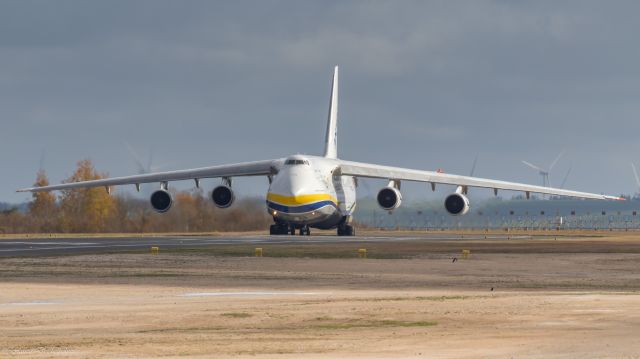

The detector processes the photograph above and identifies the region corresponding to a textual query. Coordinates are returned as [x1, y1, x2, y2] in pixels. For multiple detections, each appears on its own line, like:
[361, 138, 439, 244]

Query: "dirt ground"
[1, 233, 640, 358]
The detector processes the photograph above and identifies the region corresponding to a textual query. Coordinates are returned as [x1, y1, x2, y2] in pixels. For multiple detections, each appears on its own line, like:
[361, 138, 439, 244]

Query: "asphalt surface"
[0, 234, 523, 257]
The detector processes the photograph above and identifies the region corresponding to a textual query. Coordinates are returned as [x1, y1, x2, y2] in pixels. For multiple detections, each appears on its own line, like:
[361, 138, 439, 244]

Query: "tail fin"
[323, 66, 339, 158]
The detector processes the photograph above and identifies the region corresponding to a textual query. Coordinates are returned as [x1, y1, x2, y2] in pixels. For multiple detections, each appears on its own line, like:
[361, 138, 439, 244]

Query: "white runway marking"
[180, 291, 321, 297]
[3, 301, 61, 306]
[0, 242, 99, 245]
[166, 238, 211, 241]
[0, 242, 234, 252]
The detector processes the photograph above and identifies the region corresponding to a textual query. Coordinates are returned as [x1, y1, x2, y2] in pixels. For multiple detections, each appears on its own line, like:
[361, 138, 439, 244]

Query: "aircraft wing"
[17, 159, 280, 193]
[336, 160, 623, 200]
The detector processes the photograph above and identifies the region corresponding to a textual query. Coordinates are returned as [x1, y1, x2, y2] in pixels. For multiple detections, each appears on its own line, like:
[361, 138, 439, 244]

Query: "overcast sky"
[2, 1, 640, 203]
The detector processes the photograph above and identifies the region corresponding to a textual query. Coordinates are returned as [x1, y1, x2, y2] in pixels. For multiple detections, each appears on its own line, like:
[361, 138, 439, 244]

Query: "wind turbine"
[38, 149, 46, 172]
[559, 163, 572, 189]
[124, 142, 170, 175]
[631, 163, 640, 197]
[522, 150, 565, 188]
[469, 154, 478, 177]
[125, 142, 154, 174]
[546, 163, 573, 200]
[124, 143, 172, 196]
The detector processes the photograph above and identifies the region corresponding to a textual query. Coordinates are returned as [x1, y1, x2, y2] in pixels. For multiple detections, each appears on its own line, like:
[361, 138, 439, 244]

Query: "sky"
[2, 0, 640, 203]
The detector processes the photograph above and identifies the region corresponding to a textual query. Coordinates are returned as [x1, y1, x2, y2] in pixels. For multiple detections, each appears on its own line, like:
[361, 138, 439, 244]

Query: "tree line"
[0, 159, 271, 234]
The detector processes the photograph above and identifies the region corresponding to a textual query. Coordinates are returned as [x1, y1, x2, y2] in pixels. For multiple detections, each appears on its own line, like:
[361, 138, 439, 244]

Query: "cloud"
[1, 0, 640, 203]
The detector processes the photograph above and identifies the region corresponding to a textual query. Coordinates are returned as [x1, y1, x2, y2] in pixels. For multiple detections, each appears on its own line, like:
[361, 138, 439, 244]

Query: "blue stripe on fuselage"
[267, 200, 337, 214]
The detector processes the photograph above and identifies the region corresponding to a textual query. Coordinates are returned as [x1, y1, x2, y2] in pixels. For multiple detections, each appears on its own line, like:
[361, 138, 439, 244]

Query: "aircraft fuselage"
[266, 155, 356, 229]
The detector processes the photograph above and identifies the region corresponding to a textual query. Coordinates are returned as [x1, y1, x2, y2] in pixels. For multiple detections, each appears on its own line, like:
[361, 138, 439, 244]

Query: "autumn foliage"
[0, 159, 271, 234]
[58, 159, 117, 232]
[28, 169, 57, 232]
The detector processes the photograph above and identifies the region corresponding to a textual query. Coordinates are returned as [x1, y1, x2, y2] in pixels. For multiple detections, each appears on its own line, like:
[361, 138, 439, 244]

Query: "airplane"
[18, 66, 624, 236]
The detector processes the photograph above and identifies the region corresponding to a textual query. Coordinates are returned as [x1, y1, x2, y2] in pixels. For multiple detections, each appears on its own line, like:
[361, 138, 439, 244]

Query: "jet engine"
[377, 187, 402, 211]
[211, 185, 234, 208]
[150, 189, 173, 213]
[444, 193, 470, 216]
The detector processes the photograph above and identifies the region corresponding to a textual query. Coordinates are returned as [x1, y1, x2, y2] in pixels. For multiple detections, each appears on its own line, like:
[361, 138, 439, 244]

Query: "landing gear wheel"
[299, 226, 311, 236]
[289, 226, 296, 235]
[270, 224, 288, 235]
[337, 224, 355, 236]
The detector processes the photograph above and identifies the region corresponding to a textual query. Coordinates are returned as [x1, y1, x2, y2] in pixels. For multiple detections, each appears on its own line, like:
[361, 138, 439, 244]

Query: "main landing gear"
[337, 224, 355, 236]
[270, 224, 311, 236]
[270, 223, 288, 235]
[270, 222, 354, 236]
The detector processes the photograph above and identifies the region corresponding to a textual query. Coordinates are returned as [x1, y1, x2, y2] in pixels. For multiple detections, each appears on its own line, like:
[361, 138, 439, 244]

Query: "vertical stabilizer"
[323, 66, 339, 158]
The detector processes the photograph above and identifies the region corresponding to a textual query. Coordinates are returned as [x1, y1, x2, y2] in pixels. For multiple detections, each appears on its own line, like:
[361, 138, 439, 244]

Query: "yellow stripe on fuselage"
[266, 192, 338, 206]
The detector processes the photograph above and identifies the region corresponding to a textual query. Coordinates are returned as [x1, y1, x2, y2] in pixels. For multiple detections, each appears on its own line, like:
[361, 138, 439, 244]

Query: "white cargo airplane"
[18, 66, 623, 236]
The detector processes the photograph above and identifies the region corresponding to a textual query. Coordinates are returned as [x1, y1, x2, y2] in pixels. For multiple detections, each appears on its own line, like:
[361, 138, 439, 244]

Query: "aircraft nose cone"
[292, 187, 307, 197]
[272, 171, 316, 197]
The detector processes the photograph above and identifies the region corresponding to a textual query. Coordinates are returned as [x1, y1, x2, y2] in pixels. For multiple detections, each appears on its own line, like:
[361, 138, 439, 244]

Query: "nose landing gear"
[269, 223, 311, 236]
[299, 226, 311, 236]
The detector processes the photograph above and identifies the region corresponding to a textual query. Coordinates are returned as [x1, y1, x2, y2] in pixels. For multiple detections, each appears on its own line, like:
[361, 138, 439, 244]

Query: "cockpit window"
[285, 159, 309, 165]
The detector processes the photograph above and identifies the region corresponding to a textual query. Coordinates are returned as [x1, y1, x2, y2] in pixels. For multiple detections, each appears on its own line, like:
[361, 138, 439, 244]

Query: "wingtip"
[607, 196, 626, 201]
[598, 194, 626, 201]
[17, 187, 41, 193]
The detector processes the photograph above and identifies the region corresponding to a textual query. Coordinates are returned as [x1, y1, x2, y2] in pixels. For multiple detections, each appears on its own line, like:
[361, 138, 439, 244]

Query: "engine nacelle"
[377, 187, 402, 211]
[211, 185, 234, 208]
[150, 189, 173, 213]
[444, 193, 470, 216]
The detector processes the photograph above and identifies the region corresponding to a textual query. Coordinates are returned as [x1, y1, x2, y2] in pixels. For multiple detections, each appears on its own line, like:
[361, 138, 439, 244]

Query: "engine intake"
[212, 185, 234, 208]
[444, 193, 470, 216]
[377, 187, 402, 211]
[150, 189, 173, 213]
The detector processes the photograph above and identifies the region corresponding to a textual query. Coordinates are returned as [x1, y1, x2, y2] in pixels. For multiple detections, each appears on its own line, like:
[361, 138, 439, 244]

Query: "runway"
[2, 231, 640, 357]
[0, 233, 522, 257]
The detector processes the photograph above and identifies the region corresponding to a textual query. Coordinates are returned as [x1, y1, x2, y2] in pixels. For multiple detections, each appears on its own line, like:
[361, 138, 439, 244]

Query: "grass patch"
[314, 316, 333, 321]
[315, 319, 437, 330]
[416, 295, 470, 301]
[137, 326, 223, 333]
[107, 272, 187, 278]
[379, 320, 438, 327]
[221, 312, 253, 318]
[353, 295, 478, 303]
[148, 245, 411, 259]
